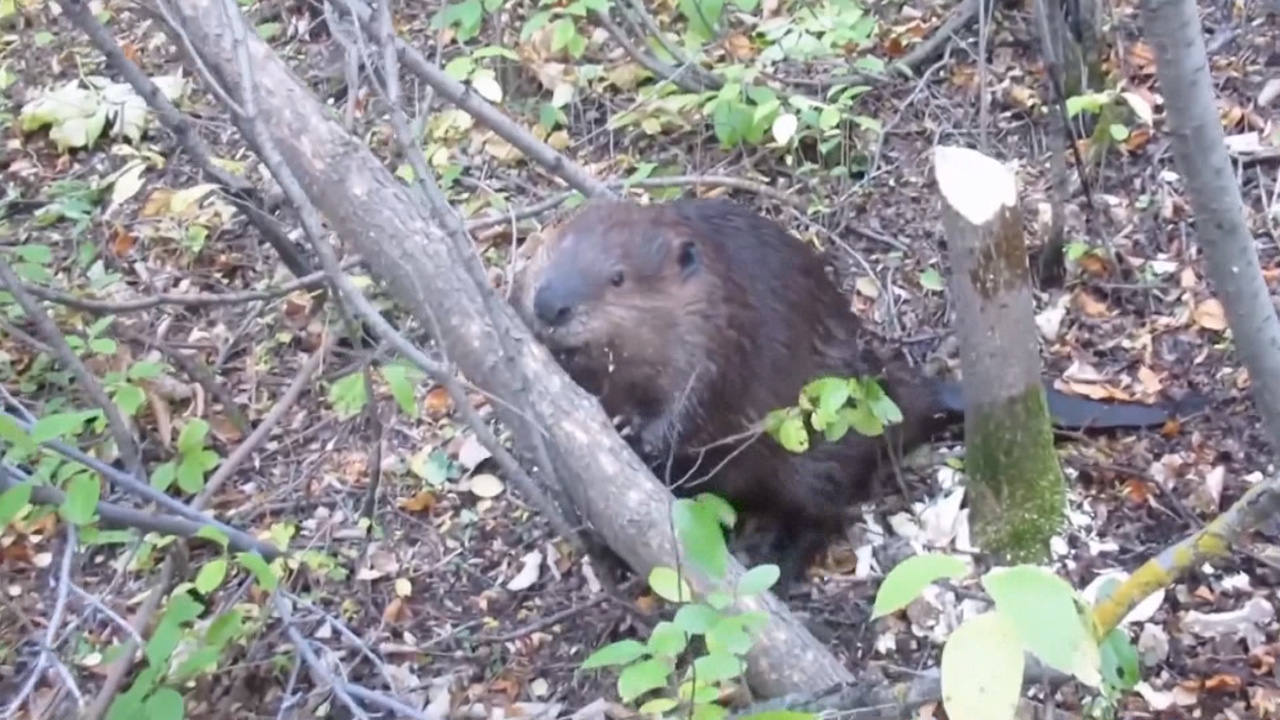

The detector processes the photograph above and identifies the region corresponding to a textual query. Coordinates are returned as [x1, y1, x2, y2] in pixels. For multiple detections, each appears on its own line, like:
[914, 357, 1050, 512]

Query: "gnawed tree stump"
[933, 145, 1067, 562]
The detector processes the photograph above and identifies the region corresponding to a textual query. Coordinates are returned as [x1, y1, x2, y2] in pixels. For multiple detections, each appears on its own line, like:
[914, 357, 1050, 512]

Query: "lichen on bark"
[963, 381, 1067, 563]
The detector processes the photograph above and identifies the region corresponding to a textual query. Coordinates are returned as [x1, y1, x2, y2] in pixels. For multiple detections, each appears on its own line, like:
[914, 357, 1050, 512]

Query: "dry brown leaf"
[139, 188, 173, 218]
[1129, 41, 1157, 73]
[1074, 289, 1111, 317]
[109, 226, 137, 257]
[1192, 297, 1228, 331]
[1123, 126, 1152, 152]
[207, 414, 243, 444]
[382, 596, 410, 624]
[1137, 365, 1164, 395]
[145, 386, 174, 448]
[634, 594, 659, 614]
[1193, 585, 1216, 602]
[424, 386, 453, 417]
[1204, 674, 1243, 693]
[1179, 265, 1199, 288]
[1077, 252, 1111, 277]
[1006, 84, 1039, 111]
[723, 32, 756, 60]
[1121, 478, 1152, 504]
[399, 490, 437, 513]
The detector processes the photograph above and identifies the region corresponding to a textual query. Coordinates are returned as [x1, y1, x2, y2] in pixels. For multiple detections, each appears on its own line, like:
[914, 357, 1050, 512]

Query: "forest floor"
[5, 0, 1280, 717]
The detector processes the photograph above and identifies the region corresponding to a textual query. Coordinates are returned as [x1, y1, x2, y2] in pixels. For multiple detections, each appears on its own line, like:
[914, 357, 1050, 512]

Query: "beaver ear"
[676, 240, 698, 274]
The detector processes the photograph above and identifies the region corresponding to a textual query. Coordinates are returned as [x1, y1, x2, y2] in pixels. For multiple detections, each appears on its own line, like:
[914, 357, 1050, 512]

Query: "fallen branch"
[164, 0, 854, 697]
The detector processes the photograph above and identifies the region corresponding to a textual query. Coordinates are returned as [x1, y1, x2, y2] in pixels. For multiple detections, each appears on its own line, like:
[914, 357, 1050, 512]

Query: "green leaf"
[172, 645, 222, 681]
[982, 566, 1099, 684]
[381, 363, 420, 418]
[919, 267, 945, 291]
[327, 372, 368, 419]
[638, 698, 679, 716]
[195, 525, 230, 549]
[705, 591, 733, 610]
[844, 403, 885, 437]
[0, 413, 33, 449]
[940, 611, 1024, 720]
[162, 590, 204, 625]
[30, 411, 92, 443]
[194, 557, 229, 594]
[776, 414, 809, 452]
[235, 551, 279, 591]
[647, 621, 689, 657]
[1100, 627, 1140, 690]
[693, 704, 729, 720]
[145, 618, 183, 667]
[89, 337, 117, 354]
[1108, 123, 1130, 142]
[0, 480, 33, 528]
[175, 455, 207, 495]
[127, 361, 166, 381]
[705, 616, 753, 656]
[618, 657, 671, 703]
[13, 243, 53, 264]
[443, 56, 476, 81]
[60, 473, 100, 525]
[673, 498, 729, 579]
[151, 461, 176, 492]
[648, 567, 693, 603]
[113, 384, 146, 416]
[872, 553, 970, 619]
[205, 609, 245, 648]
[143, 686, 185, 720]
[736, 564, 780, 597]
[176, 418, 210, 456]
[693, 492, 736, 529]
[692, 651, 742, 683]
[673, 603, 721, 635]
[582, 639, 649, 669]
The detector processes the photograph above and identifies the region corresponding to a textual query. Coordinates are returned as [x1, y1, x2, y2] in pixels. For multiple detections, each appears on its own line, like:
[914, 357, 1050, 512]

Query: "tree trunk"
[1139, 0, 1280, 452]
[162, 0, 854, 697]
[934, 145, 1067, 562]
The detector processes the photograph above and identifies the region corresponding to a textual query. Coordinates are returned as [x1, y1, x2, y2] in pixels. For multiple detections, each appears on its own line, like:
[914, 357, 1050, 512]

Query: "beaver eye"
[610, 270, 625, 287]
[677, 241, 697, 272]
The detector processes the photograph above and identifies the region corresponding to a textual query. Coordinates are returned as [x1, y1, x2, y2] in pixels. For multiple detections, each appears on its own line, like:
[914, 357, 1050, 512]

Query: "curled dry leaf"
[1192, 298, 1228, 331]
[506, 550, 543, 591]
[399, 489, 437, 513]
[1074, 289, 1111, 317]
[424, 386, 453, 417]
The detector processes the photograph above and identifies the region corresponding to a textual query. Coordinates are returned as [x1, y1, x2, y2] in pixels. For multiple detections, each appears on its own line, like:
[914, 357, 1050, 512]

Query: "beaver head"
[514, 199, 731, 456]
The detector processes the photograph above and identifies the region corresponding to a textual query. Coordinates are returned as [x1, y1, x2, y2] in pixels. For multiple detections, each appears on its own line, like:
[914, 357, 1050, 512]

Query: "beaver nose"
[533, 284, 574, 327]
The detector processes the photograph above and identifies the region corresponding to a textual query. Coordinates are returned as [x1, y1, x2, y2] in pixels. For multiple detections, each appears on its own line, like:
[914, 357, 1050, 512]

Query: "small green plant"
[872, 553, 1141, 720]
[151, 419, 221, 495]
[104, 526, 286, 720]
[1064, 89, 1153, 163]
[579, 493, 815, 720]
[764, 375, 903, 454]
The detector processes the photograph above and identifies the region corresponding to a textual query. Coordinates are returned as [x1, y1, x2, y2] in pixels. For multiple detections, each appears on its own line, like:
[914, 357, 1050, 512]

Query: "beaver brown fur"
[512, 196, 1198, 588]
[511, 196, 949, 585]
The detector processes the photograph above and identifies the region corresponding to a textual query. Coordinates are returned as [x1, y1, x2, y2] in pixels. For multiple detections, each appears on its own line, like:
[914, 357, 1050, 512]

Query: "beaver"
[512, 196, 1198, 588]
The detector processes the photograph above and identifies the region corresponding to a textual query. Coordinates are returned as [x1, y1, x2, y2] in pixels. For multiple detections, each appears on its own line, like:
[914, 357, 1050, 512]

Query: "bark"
[163, 0, 853, 697]
[934, 146, 1067, 562]
[1139, 0, 1280, 453]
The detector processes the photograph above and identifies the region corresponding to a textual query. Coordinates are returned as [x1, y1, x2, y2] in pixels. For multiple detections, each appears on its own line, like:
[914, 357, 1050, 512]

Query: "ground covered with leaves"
[5, 0, 1280, 717]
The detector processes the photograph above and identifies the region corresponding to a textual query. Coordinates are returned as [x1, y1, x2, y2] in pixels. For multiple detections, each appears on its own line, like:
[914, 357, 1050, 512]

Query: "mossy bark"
[964, 383, 1067, 563]
[934, 145, 1069, 565]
